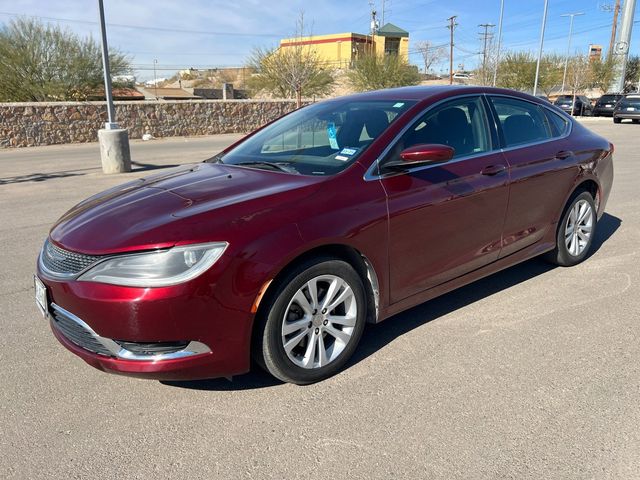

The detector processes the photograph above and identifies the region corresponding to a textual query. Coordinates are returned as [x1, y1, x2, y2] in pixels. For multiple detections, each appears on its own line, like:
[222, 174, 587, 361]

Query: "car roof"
[329, 85, 548, 104]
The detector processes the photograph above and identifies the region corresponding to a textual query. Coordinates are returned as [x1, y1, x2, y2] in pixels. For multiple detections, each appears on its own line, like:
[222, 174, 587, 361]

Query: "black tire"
[613, 117, 622, 124]
[633, 119, 640, 124]
[254, 257, 366, 385]
[545, 191, 597, 267]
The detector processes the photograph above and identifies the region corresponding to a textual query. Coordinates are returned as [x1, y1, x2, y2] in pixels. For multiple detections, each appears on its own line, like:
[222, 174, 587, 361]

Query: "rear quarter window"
[544, 109, 571, 137]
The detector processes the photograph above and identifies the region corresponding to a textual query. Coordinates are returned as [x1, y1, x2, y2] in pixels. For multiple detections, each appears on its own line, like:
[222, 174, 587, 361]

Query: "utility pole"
[602, 0, 622, 58]
[96, 0, 131, 173]
[479, 23, 495, 83]
[492, 0, 505, 87]
[560, 12, 584, 93]
[610, 0, 637, 92]
[533, 0, 549, 96]
[448, 16, 457, 85]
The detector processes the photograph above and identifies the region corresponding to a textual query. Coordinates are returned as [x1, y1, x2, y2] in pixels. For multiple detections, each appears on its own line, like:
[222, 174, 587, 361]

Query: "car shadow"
[0, 169, 92, 185]
[131, 161, 181, 172]
[162, 213, 621, 391]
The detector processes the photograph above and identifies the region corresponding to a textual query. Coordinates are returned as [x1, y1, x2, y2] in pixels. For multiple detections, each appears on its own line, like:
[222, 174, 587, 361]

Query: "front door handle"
[480, 164, 507, 176]
[556, 150, 574, 160]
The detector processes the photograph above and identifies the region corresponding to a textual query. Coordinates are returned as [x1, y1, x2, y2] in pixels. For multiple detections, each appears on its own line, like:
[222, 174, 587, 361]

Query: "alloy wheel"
[564, 199, 593, 257]
[281, 274, 357, 369]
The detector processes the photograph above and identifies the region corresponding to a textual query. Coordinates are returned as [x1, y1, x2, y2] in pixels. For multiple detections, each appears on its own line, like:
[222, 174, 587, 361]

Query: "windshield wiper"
[234, 161, 298, 173]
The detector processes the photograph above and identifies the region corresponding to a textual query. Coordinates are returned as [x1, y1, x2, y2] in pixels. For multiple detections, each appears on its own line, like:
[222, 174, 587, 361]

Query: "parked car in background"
[554, 95, 593, 116]
[35, 86, 614, 385]
[593, 93, 624, 117]
[613, 94, 640, 123]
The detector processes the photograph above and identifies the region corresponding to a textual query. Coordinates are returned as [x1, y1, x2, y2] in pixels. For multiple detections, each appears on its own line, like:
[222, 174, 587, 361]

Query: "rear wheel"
[545, 191, 597, 267]
[255, 258, 366, 384]
[633, 119, 640, 124]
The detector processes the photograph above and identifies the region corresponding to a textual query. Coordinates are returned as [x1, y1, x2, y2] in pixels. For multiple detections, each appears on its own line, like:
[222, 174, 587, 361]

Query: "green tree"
[347, 52, 421, 91]
[496, 51, 536, 91]
[496, 51, 562, 94]
[0, 18, 131, 102]
[538, 53, 563, 96]
[624, 55, 639, 92]
[589, 57, 618, 93]
[247, 14, 335, 107]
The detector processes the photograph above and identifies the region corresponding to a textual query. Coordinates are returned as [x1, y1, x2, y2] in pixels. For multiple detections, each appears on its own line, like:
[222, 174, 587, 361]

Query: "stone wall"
[0, 100, 305, 148]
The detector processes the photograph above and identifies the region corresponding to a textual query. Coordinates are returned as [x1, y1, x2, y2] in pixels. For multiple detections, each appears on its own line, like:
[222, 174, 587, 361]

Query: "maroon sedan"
[35, 86, 614, 384]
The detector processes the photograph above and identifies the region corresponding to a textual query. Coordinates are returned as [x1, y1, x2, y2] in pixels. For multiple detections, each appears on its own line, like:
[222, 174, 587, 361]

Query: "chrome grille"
[51, 306, 112, 356]
[41, 239, 102, 276]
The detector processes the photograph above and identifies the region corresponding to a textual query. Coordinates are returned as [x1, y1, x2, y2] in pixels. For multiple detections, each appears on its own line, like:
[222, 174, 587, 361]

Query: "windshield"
[619, 97, 640, 108]
[598, 95, 621, 104]
[212, 99, 416, 176]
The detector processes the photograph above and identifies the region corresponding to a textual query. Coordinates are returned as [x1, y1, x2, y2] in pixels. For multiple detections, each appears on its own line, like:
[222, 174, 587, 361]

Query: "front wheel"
[255, 258, 366, 384]
[613, 117, 622, 124]
[545, 191, 597, 267]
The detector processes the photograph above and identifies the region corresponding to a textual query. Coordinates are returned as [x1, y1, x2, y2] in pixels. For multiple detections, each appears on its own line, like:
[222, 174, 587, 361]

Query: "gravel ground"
[0, 122, 638, 480]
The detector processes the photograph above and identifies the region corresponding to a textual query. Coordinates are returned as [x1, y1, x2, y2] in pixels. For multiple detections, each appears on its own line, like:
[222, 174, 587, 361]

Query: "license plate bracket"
[34, 275, 48, 317]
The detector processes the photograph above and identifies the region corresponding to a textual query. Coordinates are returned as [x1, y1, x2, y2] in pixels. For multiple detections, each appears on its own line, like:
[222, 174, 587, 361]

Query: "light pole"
[153, 59, 158, 99]
[560, 12, 584, 93]
[533, 0, 549, 96]
[492, 0, 504, 87]
[97, 0, 131, 173]
[610, 0, 637, 92]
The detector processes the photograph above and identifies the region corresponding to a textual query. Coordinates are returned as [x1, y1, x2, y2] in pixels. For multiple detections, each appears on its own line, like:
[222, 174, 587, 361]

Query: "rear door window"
[489, 96, 553, 148]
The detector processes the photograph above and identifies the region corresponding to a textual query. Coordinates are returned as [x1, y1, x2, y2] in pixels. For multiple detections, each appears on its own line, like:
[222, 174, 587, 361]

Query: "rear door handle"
[480, 164, 507, 176]
[556, 150, 574, 160]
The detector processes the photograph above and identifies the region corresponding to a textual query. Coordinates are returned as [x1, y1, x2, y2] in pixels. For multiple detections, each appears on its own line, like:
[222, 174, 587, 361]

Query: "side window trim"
[365, 94, 503, 180]
[487, 94, 573, 152]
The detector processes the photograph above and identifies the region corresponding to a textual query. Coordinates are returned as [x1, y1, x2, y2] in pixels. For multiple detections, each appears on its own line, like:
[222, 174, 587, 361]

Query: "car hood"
[50, 163, 325, 254]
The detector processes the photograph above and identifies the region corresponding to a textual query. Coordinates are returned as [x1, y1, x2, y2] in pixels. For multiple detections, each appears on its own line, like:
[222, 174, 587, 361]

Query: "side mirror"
[384, 144, 455, 171]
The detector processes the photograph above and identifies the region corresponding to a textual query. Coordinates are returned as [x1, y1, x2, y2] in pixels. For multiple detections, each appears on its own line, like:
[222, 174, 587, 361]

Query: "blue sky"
[1, 0, 638, 80]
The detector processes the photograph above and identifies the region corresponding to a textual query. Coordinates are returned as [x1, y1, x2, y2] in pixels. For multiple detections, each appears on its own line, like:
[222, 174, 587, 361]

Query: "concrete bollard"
[98, 128, 132, 174]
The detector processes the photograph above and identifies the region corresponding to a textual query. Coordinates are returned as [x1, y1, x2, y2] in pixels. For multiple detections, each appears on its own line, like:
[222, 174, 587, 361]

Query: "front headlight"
[78, 242, 228, 287]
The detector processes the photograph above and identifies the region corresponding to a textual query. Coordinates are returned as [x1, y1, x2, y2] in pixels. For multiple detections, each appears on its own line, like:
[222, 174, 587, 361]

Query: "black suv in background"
[593, 93, 624, 117]
[553, 95, 593, 116]
[613, 94, 640, 124]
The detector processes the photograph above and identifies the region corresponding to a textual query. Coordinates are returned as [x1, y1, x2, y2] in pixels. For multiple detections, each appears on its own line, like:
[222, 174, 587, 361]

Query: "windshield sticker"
[340, 148, 358, 156]
[335, 155, 349, 161]
[393, 102, 405, 108]
[327, 122, 339, 150]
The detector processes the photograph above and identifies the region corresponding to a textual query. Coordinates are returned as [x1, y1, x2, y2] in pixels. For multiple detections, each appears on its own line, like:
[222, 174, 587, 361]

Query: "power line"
[0, 11, 285, 37]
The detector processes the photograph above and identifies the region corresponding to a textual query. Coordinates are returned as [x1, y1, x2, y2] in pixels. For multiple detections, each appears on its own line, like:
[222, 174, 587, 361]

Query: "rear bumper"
[613, 112, 640, 120]
[593, 107, 614, 117]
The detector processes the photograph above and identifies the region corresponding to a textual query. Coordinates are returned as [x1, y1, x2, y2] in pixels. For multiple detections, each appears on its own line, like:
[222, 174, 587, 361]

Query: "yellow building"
[279, 23, 410, 69]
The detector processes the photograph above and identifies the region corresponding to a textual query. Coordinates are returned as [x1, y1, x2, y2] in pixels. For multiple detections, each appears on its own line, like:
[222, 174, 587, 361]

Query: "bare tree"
[247, 13, 334, 107]
[567, 55, 593, 113]
[414, 41, 446, 74]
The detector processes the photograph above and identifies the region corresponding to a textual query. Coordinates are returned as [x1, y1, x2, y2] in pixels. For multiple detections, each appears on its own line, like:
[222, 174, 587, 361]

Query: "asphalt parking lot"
[1, 119, 639, 479]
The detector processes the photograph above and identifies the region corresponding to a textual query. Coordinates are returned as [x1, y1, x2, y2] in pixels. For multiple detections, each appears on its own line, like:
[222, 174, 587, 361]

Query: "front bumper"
[36, 255, 258, 380]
